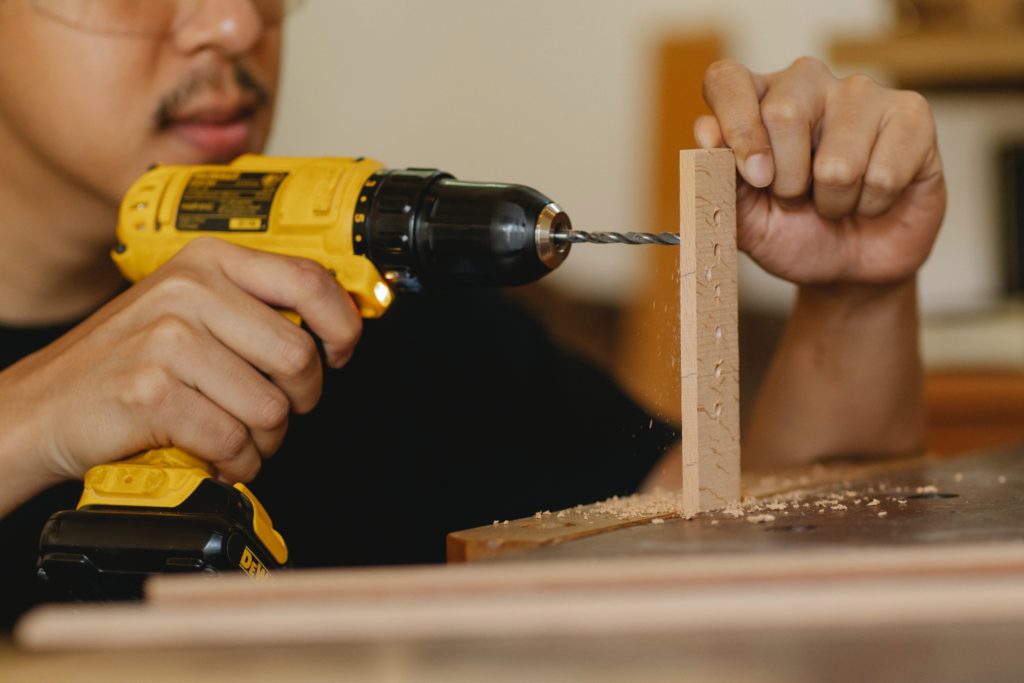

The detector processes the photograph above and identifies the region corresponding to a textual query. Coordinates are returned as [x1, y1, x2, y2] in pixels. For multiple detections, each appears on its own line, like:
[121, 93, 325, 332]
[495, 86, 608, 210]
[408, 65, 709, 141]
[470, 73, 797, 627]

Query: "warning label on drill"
[176, 171, 287, 232]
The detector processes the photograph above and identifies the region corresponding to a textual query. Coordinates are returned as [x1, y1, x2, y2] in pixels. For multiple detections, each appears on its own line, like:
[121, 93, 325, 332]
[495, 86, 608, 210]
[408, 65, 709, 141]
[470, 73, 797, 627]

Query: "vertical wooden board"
[680, 149, 739, 516]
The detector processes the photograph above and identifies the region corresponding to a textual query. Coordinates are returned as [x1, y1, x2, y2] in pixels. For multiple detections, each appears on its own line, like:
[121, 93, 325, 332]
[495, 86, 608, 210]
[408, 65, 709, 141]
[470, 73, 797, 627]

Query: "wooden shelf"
[830, 30, 1024, 88]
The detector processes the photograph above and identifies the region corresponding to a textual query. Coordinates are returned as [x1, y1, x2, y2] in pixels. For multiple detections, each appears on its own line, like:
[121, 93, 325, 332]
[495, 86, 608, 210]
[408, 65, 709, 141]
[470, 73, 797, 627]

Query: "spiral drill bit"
[552, 230, 680, 246]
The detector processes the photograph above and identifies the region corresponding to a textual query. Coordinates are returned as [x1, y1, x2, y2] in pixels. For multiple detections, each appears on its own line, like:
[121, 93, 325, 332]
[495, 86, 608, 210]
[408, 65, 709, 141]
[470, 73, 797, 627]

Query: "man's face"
[0, 0, 282, 207]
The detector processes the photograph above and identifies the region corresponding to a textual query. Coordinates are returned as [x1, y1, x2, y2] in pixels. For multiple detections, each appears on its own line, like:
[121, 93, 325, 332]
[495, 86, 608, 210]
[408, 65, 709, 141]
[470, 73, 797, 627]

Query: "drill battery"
[37, 449, 287, 601]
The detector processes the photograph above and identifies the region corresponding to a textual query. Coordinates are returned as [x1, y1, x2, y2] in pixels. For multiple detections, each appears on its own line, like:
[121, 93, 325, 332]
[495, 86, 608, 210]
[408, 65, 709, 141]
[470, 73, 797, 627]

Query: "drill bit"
[552, 230, 680, 246]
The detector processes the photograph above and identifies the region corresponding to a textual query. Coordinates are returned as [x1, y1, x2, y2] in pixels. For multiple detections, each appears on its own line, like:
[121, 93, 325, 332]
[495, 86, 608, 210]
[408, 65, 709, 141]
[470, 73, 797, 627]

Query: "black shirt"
[0, 288, 677, 627]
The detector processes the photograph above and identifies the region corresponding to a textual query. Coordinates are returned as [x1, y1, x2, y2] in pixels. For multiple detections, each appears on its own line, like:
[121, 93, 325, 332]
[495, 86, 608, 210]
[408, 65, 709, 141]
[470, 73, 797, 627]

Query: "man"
[0, 0, 944, 624]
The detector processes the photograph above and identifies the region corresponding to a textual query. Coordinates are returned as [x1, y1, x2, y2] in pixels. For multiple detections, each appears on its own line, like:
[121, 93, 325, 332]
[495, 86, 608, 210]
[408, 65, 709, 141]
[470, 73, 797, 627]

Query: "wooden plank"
[445, 452, 935, 562]
[446, 491, 680, 562]
[17, 543, 1024, 652]
[147, 542, 1024, 608]
[679, 149, 739, 516]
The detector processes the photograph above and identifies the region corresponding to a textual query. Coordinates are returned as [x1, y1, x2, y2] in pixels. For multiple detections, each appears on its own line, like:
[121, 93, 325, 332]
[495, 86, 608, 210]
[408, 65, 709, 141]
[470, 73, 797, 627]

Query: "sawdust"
[521, 474, 952, 529]
[588, 490, 682, 521]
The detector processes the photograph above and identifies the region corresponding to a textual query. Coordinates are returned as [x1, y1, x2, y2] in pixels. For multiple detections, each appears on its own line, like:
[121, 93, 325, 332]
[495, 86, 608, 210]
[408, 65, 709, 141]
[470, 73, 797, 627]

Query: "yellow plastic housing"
[112, 155, 392, 318]
[79, 447, 288, 565]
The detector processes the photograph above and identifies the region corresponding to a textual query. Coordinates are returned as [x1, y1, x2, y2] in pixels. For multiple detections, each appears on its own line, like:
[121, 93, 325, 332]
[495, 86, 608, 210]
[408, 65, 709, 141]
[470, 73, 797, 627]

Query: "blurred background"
[268, 0, 1024, 457]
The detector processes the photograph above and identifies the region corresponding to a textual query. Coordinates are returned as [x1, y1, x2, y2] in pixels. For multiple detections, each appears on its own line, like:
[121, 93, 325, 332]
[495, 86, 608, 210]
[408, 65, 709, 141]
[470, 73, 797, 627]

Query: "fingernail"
[744, 153, 774, 188]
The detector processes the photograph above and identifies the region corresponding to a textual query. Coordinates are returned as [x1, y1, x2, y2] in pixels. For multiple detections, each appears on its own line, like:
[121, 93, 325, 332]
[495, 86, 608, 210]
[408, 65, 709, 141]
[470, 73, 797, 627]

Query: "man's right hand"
[0, 237, 362, 510]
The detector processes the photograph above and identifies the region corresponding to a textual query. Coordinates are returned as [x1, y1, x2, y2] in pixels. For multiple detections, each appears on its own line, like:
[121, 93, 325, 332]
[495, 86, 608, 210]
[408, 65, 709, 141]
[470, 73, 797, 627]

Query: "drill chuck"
[356, 169, 572, 292]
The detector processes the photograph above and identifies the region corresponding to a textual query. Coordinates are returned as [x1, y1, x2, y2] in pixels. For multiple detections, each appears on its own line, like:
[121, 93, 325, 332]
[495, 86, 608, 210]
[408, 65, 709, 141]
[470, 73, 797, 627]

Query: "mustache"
[154, 62, 270, 127]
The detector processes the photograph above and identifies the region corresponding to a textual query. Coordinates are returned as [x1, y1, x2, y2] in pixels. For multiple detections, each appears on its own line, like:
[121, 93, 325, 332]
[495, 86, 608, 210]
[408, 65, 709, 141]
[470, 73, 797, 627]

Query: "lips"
[162, 103, 257, 161]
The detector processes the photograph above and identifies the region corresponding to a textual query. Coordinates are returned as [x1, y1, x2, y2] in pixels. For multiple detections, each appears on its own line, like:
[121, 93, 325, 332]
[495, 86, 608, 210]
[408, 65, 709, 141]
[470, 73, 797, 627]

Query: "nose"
[172, 0, 265, 56]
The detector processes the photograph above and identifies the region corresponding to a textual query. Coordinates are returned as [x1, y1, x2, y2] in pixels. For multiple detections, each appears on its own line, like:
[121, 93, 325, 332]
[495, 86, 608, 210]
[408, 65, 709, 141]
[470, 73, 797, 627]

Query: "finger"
[164, 385, 262, 483]
[702, 59, 774, 187]
[811, 75, 884, 221]
[154, 320, 290, 459]
[759, 77, 826, 200]
[118, 366, 262, 483]
[693, 115, 723, 149]
[131, 267, 325, 414]
[191, 239, 363, 368]
[857, 91, 937, 218]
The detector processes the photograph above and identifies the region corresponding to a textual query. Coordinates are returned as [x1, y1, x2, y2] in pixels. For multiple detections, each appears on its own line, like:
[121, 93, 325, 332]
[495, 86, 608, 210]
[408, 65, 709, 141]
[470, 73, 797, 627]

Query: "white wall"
[268, 0, 1014, 315]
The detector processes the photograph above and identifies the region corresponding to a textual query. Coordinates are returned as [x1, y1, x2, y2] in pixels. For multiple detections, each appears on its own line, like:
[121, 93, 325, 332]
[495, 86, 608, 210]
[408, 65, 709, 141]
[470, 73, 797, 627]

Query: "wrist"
[793, 276, 918, 333]
[0, 372, 69, 517]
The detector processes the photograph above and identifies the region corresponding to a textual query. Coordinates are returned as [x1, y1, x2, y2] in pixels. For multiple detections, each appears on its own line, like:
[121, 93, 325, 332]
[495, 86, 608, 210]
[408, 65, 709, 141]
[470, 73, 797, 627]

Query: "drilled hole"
[713, 402, 722, 417]
[714, 326, 722, 340]
[713, 243, 721, 260]
[712, 208, 720, 225]
[714, 284, 721, 298]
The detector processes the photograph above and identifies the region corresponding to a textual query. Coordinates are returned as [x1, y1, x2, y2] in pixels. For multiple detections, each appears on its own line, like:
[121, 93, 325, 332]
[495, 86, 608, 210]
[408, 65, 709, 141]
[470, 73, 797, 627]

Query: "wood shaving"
[867, 498, 881, 507]
[588, 490, 682, 521]
[650, 518, 666, 525]
[916, 485, 938, 494]
[878, 511, 888, 517]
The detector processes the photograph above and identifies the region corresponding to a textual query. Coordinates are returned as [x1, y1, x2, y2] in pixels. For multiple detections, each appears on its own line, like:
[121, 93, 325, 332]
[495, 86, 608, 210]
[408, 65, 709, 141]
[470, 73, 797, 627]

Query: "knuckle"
[842, 73, 877, 93]
[291, 259, 336, 300]
[704, 58, 745, 88]
[121, 365, 176, 412]
[217, 420, 251, 460]
[146, 314, 198, 351]
[789, 55, 828, 76]
[863, 166, 901, 196]
[761, 98, 806, 129]
[814, 157, 861, 188]
[276, 330, 319, 380]
[898, 89, 931, 115]
[704, 59, 745, 97]
[897, 90, 935, 133]
[255, 391, 290, 432]
[151, 269, 207, 301]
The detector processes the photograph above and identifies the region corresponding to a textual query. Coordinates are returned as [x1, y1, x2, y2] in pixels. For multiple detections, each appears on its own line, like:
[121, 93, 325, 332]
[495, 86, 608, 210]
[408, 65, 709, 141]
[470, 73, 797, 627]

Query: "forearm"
[0, 382, 63, 518]
[744, 278, 925, 470]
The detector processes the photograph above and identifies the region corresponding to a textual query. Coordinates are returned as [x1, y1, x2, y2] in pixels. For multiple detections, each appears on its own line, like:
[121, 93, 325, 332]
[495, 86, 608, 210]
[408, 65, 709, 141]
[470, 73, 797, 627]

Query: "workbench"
[4, 444, 1024, 682]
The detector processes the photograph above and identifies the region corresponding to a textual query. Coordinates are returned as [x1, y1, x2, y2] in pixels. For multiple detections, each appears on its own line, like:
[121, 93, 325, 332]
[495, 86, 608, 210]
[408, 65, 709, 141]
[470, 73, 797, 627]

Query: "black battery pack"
[37, 478, 285, 601]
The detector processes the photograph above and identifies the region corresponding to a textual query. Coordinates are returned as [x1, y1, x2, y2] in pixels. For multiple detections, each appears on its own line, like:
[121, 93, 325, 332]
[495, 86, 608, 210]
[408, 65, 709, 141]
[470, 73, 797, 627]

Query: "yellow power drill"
[36, 155, 677, 600]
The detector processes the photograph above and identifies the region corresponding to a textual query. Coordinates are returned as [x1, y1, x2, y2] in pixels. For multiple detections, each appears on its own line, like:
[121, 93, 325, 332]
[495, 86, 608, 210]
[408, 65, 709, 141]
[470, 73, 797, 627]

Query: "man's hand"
[0, 238, 361, 512]
[692, 57, 946, 469]
[696, 57, 946, 286]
